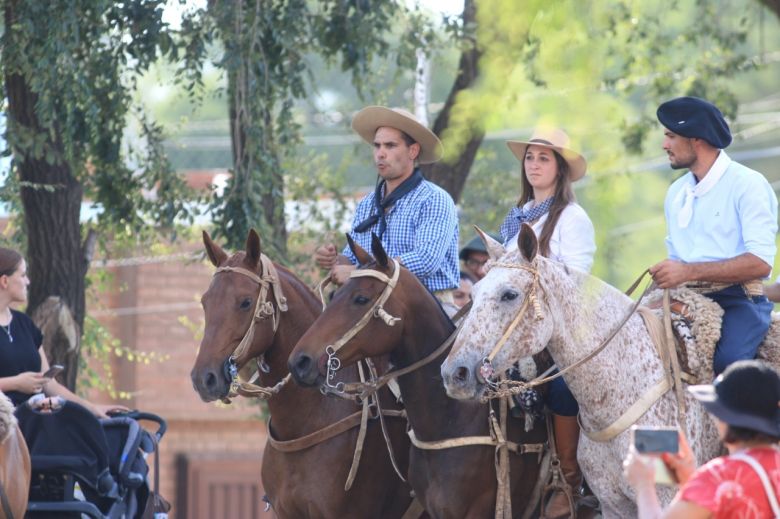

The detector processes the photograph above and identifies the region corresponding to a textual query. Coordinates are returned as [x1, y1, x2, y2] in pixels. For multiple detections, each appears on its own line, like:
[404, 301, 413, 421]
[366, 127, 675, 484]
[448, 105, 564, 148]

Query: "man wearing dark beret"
[649, 96, 778, 375]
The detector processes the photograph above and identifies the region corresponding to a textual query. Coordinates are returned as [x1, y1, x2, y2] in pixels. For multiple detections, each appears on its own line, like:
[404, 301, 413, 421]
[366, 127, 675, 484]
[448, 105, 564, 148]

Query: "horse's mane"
[225, 250, 320, 303]
[496, 248, 632, 306]
[273, 262, 320, 303]
[357, 258, 453, 324]
[0, 391, 16, 442]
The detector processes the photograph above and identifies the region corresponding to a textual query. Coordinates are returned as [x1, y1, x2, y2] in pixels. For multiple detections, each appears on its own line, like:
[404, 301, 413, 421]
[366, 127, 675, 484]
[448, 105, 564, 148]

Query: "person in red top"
[624, 360, 780, 518]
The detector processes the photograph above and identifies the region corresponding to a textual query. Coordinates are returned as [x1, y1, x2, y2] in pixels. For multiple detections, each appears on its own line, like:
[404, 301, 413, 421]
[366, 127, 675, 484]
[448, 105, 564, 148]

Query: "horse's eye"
[354, 295, 370, 305]
[501, 290, 519, 302]
[239, 298, 252, 310]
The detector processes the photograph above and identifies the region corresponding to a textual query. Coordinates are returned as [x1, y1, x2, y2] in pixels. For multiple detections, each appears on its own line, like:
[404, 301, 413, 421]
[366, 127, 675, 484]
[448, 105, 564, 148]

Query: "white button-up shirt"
[505, 202, 596, 273]
[664, 151, 778, 271]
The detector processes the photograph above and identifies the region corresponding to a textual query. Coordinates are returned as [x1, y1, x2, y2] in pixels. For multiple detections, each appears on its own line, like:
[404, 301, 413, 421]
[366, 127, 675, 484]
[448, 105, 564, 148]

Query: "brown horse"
[0, 391, 30, 519]
[190, 230, 412, 519]
[288, 235, 549, 519]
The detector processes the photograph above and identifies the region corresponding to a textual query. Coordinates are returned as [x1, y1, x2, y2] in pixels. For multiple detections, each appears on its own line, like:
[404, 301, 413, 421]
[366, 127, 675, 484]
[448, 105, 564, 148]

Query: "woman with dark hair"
[499, 126, 596, 517]
[0, 247, 125, 418]
[625, 360, 780, 518]
[500, 126, 595, 271]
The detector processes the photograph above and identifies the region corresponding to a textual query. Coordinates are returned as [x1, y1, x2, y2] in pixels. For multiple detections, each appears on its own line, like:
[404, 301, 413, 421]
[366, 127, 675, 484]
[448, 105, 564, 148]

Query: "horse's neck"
[543, 267, 662, 414]
[395, 307, 487, 438]
[262, 270, 321, 380]
[545, 268, 634, 364]
[260, 272, 351, 435]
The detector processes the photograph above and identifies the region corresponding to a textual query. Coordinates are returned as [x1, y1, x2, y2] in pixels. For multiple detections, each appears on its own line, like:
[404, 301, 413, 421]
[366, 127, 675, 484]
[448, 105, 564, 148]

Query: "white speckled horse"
[440, 225, 721, 518]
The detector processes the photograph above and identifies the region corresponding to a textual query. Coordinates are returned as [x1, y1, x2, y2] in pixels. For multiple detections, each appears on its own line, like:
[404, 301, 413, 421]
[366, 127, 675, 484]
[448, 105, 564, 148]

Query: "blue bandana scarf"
[499, 196, 555, 246]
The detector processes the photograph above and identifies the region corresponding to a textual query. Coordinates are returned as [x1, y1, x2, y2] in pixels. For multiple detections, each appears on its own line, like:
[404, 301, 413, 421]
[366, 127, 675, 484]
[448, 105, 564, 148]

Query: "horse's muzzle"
[441, 360, 483, 400]
[190, 363, 231, 402]
[288, 350, 324, 387]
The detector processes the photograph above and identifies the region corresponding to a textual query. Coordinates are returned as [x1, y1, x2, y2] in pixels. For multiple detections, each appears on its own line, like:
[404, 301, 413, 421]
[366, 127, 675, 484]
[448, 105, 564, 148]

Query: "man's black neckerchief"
[354, 168, 424, 238]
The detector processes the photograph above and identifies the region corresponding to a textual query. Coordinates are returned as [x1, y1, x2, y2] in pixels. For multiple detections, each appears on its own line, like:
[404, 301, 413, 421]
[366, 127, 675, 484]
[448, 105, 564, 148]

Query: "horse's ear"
[245, 228, 262, 269]
[518, 223, 538, 263]
[202, 230, 228, 267]
[475, 226, 505, 261]
[346, 233, 372, 266]
[370, 233, 389, 268]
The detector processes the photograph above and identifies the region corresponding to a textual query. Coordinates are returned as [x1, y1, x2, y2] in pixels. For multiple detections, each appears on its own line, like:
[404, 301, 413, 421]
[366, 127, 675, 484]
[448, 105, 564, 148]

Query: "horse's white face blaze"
[442, 250, 553, 398]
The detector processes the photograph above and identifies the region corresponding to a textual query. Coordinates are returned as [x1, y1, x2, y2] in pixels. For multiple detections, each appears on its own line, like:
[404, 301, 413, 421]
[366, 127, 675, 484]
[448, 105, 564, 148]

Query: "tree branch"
[420, 0, 483, 203]
[758, 0, 780, 19]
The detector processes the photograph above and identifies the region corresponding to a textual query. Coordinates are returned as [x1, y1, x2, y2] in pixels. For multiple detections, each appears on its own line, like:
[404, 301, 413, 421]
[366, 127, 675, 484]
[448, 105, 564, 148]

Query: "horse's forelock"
[356, 258, 401, 280]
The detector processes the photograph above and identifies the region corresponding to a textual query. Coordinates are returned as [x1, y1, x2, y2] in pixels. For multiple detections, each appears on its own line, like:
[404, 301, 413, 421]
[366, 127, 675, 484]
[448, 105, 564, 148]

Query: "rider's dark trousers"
[547, 375, 578, 416]
[707, 285, 773, 376]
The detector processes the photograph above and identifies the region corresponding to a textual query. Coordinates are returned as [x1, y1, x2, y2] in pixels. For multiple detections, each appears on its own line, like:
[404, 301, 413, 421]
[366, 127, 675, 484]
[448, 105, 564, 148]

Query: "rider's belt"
[433, 289, 455, 306]
[685, 279, 764, 298]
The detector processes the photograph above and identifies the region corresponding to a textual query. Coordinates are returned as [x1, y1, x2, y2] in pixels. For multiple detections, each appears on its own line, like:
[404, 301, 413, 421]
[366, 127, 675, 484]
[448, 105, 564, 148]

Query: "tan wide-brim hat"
[351, 106, 443, 164]
[506, 127, 587, 181]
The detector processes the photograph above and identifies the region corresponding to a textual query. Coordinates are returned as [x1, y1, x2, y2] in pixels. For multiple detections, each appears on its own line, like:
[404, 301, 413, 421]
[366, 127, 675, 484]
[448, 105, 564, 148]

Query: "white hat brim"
[506, 140, 587, 181]
[352, 106, 443, 164]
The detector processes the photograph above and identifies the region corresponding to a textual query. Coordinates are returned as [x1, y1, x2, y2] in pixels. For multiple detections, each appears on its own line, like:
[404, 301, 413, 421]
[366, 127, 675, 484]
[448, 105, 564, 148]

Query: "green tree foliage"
[177, 0, 424, 254]
[444, 0, 757, 159]
[1, 0, 197, 388]
[454, 0, 774, 287]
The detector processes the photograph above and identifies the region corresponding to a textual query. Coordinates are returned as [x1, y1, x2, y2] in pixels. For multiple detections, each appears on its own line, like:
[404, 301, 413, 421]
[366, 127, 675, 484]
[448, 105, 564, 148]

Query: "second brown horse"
[289, 235, 549, 519]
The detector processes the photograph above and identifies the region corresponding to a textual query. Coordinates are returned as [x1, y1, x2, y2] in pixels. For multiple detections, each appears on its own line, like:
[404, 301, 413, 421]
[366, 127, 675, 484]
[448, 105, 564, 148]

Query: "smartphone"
[632, 426, 679, 486]
[633, 427, 679, 454]
[43, 364, 64, 379]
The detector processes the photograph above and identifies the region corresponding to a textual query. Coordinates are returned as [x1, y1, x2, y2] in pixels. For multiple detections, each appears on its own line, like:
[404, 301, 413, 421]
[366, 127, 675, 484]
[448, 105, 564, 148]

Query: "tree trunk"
[217, 0, 288, 254]
[4, 0, 86, 390]
[421, 0, 483, 203]
[224, 51, 289, 255]
[758, 0, 780, 19]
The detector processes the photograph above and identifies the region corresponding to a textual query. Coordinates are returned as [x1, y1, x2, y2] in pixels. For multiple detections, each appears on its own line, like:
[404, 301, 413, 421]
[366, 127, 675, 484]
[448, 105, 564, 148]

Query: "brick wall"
[89, 248, 269, 518]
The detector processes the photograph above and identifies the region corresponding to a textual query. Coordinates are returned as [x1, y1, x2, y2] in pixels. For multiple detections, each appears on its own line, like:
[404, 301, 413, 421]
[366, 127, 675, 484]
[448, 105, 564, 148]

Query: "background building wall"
[90, 247, 270, 518]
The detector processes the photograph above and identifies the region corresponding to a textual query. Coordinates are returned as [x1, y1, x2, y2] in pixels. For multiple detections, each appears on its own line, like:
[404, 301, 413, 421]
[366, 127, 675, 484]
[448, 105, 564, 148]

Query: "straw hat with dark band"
[506, 127, 587, 181]
[351, 106, 443, 164]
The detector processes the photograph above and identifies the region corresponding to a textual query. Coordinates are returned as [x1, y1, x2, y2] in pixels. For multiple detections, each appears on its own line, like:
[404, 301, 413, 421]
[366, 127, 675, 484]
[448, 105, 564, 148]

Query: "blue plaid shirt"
[343, 180, 459, 292]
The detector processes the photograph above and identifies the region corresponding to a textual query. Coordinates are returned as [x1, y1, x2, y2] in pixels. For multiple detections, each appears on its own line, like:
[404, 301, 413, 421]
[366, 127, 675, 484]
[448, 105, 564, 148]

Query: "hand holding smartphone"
[43, 364, 64, 379]
[631, 426, 679, 485]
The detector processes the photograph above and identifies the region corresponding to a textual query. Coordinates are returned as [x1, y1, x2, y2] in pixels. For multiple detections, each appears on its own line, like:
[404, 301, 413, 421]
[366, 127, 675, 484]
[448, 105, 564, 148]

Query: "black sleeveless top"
[0, 309, 44, 406]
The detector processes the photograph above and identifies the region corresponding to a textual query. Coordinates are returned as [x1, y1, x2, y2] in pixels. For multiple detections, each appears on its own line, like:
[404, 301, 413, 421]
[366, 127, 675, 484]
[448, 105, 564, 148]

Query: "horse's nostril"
[294, 354, 312, 377]
[204, 371, 218, 390]
[454, 366, 470, 384]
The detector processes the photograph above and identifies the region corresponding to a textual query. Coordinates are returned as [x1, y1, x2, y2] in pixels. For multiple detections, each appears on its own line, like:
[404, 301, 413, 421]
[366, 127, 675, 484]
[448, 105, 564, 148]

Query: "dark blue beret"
[656, 96, 732, 149]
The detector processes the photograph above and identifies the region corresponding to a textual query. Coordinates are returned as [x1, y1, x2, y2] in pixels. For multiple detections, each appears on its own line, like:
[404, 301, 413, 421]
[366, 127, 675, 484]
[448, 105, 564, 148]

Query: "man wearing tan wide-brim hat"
[314, 106, 460, 312]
